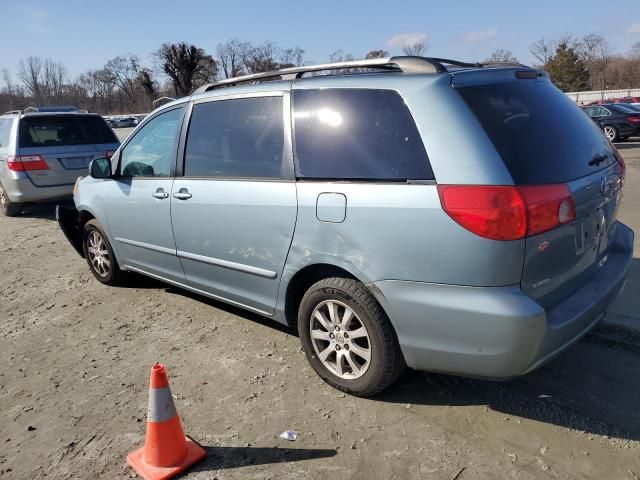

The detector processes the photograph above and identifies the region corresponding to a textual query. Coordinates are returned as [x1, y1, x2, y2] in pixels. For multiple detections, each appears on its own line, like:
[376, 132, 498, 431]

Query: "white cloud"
[386, 32, 429, 49]
[628, 23, 640, 34]
[463, 29, 497, 44]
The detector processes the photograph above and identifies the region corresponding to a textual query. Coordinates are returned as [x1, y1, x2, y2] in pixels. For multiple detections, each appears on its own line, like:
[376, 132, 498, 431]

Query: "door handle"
[152, 188, 169, 199]
[173, 188, 192, 200]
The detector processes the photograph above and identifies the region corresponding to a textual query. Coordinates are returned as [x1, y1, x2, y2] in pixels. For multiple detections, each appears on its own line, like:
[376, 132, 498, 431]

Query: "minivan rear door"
[455, 74, 624, 308]
[17, 114, 119, 187]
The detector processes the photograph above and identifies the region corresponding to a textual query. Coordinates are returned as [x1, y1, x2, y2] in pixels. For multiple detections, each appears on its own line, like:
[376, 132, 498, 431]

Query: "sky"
[2, 0, 640, 78]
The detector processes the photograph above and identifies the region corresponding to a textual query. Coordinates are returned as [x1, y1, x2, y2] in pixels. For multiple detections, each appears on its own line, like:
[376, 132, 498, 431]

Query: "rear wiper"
[588, 154, 608, 167]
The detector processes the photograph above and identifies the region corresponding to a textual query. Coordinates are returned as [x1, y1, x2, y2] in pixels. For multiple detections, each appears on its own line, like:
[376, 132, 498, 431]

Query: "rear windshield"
[19, 115, 118, 148]
[457, 80, 617, 184]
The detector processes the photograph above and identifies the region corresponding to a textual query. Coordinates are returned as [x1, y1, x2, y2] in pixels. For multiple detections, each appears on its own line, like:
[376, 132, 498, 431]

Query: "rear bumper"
[1, 172, 73, 203]
[370, 222, 634, 379]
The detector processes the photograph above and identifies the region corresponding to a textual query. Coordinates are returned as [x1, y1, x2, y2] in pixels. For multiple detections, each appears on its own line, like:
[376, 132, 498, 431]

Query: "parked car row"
[54, 57, 633, 396]
[105, 114, 147, 128]
[586, 96, 640, 107]
[0, 106, 120, 216]
[582, 103, 640, 142]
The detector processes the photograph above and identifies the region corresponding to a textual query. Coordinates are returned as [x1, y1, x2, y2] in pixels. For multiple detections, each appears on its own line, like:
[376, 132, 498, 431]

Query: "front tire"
[298, 277, 405, 396]
[0, 183, 22, 217]
[82, 219, 125, 285]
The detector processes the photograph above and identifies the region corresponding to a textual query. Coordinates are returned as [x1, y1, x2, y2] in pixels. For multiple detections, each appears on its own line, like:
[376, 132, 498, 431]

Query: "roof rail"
[153, 96, 176, 108]
[2, 110, 22, 115]
[193, 56, 448, 94]
[192, 55, 533, 95]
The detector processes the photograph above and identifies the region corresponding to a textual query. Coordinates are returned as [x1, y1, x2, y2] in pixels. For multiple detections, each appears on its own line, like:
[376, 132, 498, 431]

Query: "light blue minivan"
[58, 57, 634, 396]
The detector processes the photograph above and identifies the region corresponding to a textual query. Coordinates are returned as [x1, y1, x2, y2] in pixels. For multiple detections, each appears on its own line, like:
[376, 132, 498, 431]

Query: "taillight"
[627, 116, 640, 124]
[438, 184, 576, 241]
[518, 185, 575, 236]
[7, 155, 49, 171]
[105, 150, 115, 159]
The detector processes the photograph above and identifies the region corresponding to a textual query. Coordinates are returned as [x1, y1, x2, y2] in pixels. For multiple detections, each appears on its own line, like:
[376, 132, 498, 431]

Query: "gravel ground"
[0, 138, 639, 479]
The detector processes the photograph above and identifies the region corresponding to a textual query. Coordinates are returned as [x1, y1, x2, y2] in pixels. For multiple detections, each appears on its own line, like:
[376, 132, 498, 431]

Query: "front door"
[171, 94, 297, 315]
[104, 106, 186, 282]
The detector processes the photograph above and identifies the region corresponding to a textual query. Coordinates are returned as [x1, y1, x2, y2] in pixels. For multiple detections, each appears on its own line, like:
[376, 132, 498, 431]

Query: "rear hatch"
[17, 114, 119, 187]
[456, 74, 624, 309]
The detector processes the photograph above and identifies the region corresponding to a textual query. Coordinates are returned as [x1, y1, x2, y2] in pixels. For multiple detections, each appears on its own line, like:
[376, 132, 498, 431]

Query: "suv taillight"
[437, 184, 576, 241]
[7, 155, 49, 171]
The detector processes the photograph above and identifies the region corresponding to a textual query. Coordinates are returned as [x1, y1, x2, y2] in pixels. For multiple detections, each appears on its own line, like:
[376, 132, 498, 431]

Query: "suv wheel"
[298, 277, 405, 396]
[82, 220, 125, 285]
[603, 125, 618, 142]
[0, 184, 22, 217]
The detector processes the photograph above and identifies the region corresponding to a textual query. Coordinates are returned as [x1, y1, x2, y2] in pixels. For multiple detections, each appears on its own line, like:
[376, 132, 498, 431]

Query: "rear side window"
[184, 96, 284, 178]
[0, 119, 12, 148]
[293, 89, 433, 180]
[457, 81, 617, 185]
[18, 115, 118, 148]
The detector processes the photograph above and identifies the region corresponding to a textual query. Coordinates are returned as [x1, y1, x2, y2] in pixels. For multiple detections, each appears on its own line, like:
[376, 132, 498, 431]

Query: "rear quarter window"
[457, 80, 617, 184]
[0, 118, 12, 148]
[293, 89, 433, 181]
[19, 115, 118, 148]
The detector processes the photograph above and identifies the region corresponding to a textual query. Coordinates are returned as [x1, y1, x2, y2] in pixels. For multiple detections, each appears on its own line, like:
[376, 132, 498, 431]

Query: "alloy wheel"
[603, 126, 617, 141]
[309, 299, 371, 380]
[87, 231, 110, 278]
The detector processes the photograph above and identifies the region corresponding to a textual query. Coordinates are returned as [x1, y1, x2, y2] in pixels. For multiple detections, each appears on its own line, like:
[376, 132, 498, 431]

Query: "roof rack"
[193, 56, 532, 94]
[152, 96, 176, 108]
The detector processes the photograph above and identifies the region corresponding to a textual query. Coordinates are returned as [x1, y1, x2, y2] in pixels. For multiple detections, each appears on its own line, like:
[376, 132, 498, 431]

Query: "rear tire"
[82, 219, 125, 286]
[298, 277, 405, 397]
[0, 183, 22, 217]
[603, 125, 619, 142]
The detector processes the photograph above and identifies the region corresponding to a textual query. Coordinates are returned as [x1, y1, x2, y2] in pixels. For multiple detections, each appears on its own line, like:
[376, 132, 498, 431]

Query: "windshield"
[19, 115, 118, 148]
[457, 80, 617, 184]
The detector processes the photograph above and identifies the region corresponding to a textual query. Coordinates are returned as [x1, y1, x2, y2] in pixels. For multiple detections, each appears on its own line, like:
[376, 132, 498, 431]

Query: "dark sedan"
[582, 104, 640, 142]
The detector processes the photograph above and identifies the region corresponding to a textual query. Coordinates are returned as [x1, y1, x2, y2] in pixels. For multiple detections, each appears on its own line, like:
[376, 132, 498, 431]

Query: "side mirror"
[89, 157, 112, 179]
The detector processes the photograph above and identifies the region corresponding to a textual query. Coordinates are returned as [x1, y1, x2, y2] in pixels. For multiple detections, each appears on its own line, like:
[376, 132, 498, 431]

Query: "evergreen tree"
[544, 42, 590, 91]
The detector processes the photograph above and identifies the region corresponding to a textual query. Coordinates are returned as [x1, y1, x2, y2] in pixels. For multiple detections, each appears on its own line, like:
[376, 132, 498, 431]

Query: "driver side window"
[119, 107, 184, 177]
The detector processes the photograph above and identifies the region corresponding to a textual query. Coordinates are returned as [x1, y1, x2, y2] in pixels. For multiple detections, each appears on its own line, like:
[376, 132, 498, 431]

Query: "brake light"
[627, 116, 640, 124]
[7, 155, 49, 171]
[105, 150, 115, 159]
[438, 184, 576, 241]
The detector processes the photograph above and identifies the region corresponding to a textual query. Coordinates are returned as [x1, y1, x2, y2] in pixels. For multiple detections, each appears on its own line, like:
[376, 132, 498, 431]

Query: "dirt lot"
[1, 139, 640, 480]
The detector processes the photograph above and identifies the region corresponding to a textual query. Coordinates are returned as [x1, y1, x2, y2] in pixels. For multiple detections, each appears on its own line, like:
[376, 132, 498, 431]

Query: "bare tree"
[43, 59, 67, 102]
[403, 41, 426, 56]
[1, 69, 20, 109]
[530, 38, 555, 65]
[106, 55, 142, 108]
[577, 34, 611, 89]
[484, 49, 519, 63]
[365, 50, 389, 59]
[155, 42, 217, 96]
[280, 47, 305, 68]
[328, 50, 355, 63]
[18, 56, 45, 104]
[242, 41, 281, 73]
[631, 42, 640, 59]
[216, 38, 250, 78]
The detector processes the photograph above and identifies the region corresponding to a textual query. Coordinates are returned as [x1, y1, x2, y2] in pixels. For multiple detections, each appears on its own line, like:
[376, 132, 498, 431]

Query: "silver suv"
[58, 57, 634, 396]
[0, 107, 119, 216]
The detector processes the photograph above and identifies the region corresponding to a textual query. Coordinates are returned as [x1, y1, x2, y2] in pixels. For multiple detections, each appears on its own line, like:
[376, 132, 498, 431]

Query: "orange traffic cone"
[127, 364, 206, 480]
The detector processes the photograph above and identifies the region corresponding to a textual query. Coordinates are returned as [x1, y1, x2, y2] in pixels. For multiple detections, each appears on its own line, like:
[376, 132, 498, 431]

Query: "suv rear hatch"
[16, 114, 119, 187]
[455, 73, 625, 309]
